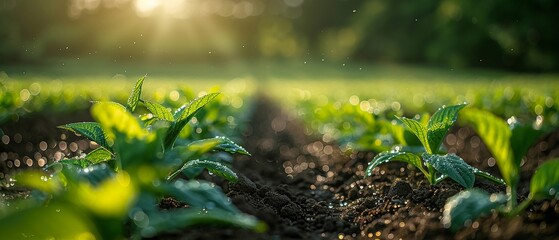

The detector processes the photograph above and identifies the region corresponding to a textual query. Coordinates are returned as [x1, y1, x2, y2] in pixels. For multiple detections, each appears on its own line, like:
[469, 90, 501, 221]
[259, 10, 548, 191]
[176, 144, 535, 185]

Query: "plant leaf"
[422, 153, 475, 188]
[366, 151, 424, 177]
[530, 159, 559, 200]
[472, 168, 506, 185]
[397, 117, 431, 153]
[141, 208, 266, 238]
[91, 102, 159, 169]
[442, 188, 506, 232]
[84, 147, 113, 164]
[170, 159, 238, 182]
[510, 122, 548, 171]
[0, 202, 100, 239]
[59, 122, 110, 150]
[174, 93, 221, 122]
[427, 104, 466, 153]
[163, 179, 239, 212]
[460, 108, 516, 186]
[14, 171, 62, 194]
[73, 172, 137, 218]
[213, 136, 251, 155]
[76, 163, 116, 187]
[143, 100, 174, 121]
[164, 93, 220, 149]
[58, 159, 93, 168]
[126, 76, 145, 112]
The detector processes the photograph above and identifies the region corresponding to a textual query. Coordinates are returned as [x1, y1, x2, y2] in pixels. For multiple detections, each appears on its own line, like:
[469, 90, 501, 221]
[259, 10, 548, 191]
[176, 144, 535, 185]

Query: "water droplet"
[352, 9, 356, 13]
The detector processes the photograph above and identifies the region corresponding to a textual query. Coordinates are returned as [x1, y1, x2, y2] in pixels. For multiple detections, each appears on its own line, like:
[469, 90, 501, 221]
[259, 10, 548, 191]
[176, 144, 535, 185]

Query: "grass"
[3, 59, 559, 115]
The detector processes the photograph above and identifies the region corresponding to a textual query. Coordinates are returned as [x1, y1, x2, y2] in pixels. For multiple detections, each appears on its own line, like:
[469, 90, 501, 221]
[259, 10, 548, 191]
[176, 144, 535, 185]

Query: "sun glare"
[134, 0, 161, 17]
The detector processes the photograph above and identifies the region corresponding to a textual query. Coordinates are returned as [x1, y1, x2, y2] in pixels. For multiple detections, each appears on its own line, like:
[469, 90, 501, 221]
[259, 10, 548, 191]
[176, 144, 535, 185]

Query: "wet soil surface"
[175, 97, 559, 240]
[2, 98, 559, 239]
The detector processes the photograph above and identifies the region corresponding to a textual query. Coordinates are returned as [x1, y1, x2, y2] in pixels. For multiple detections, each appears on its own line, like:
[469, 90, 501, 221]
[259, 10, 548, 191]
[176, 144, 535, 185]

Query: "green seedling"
[442, 108, 558, 231]
[0, 77, 265, 239]
[58, 76, 249, 181]
[366, 104, 504, 188]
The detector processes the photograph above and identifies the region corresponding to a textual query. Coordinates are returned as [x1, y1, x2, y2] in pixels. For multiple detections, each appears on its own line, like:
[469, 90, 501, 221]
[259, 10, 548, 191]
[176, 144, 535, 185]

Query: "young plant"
[366, 104, 504, 188]
[0, 77, 265, 239]
[58, 76, 249, 181]
[442, 108, 558, 231]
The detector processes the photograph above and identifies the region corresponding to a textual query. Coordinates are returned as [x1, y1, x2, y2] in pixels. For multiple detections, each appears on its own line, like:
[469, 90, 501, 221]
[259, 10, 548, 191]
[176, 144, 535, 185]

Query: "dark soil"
[2, 97, 558, 239]
[173, 97, 559, 240]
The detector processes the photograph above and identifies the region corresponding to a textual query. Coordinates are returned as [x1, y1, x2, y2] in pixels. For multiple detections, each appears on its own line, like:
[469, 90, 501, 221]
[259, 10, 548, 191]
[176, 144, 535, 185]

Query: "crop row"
[1, 76, 558, 237]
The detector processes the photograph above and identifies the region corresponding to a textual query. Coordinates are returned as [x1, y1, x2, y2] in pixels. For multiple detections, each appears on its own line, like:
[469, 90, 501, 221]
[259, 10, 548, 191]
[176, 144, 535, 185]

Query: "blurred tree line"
[1, 0, 558, 72]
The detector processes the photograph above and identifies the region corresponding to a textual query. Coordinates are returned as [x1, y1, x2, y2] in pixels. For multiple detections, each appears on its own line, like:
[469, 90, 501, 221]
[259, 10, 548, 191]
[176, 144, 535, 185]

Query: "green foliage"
[528, 160, 559, 200]
[1, 77, 262, 238]
[422, 153, 475, 189]
[366, 104, 503, 188]
[170, 159, 238, 183]
[126, 76, 145, 112]
[442, 189, 507, 232]
[444, 108, 558, 231]
[165, 92, 221, 148]
[59, 122, 110, 150]
[529, 160, 559, 201]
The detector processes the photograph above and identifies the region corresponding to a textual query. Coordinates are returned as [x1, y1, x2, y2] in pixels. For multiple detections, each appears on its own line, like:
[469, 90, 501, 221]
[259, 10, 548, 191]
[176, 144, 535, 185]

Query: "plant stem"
[427, 164, 437, 184]
[507, 196, 533, 217]
[507, 185, 518, 210]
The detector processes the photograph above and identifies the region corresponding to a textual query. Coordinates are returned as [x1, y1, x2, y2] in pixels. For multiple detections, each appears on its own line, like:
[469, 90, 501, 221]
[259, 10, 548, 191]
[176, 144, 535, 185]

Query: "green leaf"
[510, 122, 548, 171]
[14, 171, 61, 194]
[170, 159, 238, 182]
[442, 189, 506, 232]
[366, 151, 424, 177]
[91, 102, 159, 169]
[164, 93, 220, 148]
[59, 122, 110, 150]
[58, 159, 93, 168]
[175, 92, 221, 122]
[84, 147, 113, 164]
[213, 136, 251, 155]
[427, 104, 466, 153]
[530, 159, 559, 200]
[472, 168, 506, 185]
[126, 76, 145, 112]
[422, 153, 475, 188]
[460, 108, 516, 186]
[0, 202, 99, 239]
[142, 100, 174, 121]
[163, 138, 222, 173]
[141, 208, 266, 238]
[163, 179, 239, 212]
[186, 138, 222, 154]
[76, 163, 116, 187]
[397, 117, 431, 153]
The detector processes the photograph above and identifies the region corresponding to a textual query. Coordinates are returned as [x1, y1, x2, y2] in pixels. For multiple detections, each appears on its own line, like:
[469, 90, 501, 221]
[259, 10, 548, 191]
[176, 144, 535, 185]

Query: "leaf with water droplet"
[460, 108, 516, 186]
[142, 100, 174, 121]
[59, 122, 110, 150]
[442, 188, 506, 232]
[162, 179, 239, 213]
[366, 151, 425, 177]
[126, 76, 145, 112]
[171, 159, 238, 183]
[397, 117, 431, 153]
[530, 159, 559, 200]
[164, 92, 220, 148]
[146, 207, 267, 235]
[213, 136, 250, 156]
[427, 104, 466, 154]
[423, 153, 474, 188]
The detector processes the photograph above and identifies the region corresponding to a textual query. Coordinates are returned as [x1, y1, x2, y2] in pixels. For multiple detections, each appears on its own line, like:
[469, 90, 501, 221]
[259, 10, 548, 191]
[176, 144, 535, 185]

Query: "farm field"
[1, 62, 558, 239]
